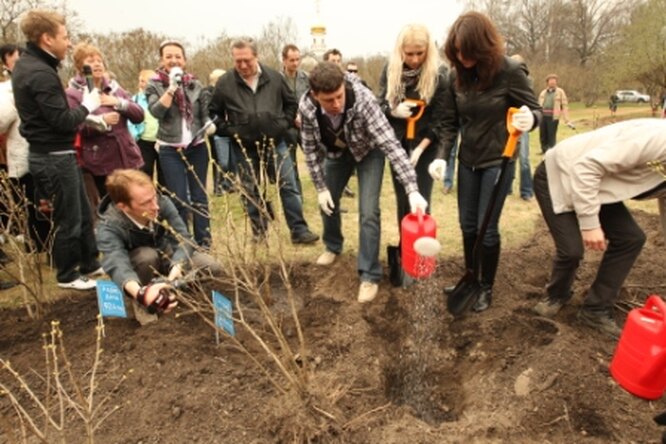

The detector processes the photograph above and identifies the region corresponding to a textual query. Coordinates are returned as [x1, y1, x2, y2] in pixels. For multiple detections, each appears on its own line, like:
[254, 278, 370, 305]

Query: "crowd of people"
[0, 9, 663, 336]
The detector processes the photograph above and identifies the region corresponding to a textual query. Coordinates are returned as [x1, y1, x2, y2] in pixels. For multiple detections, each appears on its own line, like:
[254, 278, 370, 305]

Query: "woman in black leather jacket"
[428, 12, 542, 312]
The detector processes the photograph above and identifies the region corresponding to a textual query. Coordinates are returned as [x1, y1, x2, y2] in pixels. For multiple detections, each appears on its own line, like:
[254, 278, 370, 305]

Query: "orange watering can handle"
[643, 295, 666, 318]
[405, 99, 426, 140]
[504, 107, 522, 158]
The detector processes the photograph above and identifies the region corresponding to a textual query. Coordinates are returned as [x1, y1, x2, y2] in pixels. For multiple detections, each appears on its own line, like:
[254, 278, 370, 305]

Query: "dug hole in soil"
[0, 210, 664, 443]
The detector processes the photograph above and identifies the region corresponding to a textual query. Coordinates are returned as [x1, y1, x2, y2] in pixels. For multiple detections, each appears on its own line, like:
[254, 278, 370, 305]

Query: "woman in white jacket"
[0, 48, 50, 252]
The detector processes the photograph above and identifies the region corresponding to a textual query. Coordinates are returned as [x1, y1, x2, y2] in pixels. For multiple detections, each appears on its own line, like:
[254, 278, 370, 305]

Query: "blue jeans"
[233, 140, 310, 237]
[518, 132, 533, 198]
[159, 143, 210, 246]
[322, 149, 385, 283]
[212, 136, 236, 191]
[29, 152, 99, 283]
[457, 161, 514, 247]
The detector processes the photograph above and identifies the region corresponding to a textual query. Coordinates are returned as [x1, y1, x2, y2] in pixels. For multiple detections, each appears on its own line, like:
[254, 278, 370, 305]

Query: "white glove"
[81, 88, 101, 113]
[84, 114, 109, 132]
[205, 122, 217, 136]
[408, 191, 428, 214]
[390, 101, 416, 119]
[409, 146, 424, 167]
[428, 159, 447, 181]
[317, 189, 335, 216]
[167, 263, 183, 281]
[511, 105, 534, 132]
[169, 67, 184, 90]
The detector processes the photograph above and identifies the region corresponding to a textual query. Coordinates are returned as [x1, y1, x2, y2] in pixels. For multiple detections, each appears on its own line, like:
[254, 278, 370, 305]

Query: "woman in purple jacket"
[66, 43, 144, 199]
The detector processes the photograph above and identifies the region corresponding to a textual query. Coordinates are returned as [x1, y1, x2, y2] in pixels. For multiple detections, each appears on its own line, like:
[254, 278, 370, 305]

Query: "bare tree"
[562, 0, 633, 66]
[256, 16, 298, 70]
[79, 29, 165, 94]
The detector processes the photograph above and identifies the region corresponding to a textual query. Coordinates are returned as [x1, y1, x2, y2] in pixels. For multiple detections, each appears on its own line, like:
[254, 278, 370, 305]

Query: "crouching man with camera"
[96, 169, 222, 324]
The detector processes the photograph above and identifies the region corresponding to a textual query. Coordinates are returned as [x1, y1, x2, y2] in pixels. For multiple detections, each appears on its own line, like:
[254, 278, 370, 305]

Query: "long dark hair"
[444, 12, 504, 91]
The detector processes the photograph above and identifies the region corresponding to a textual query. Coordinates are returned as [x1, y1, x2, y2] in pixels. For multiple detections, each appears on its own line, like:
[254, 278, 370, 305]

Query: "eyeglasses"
[347, 69, 358, 73]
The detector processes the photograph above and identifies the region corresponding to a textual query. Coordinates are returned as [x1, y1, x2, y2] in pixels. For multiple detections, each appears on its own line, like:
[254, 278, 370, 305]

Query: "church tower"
[310, 0, 327, 58]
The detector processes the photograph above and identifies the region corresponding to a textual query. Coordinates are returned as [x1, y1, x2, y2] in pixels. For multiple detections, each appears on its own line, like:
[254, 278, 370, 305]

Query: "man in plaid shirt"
[299, 62, 427, 303]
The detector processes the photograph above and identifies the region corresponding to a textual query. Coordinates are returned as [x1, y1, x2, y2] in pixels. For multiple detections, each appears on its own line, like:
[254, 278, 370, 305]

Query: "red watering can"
[401, 210, 440, 279]
[610, 295, 666, 400]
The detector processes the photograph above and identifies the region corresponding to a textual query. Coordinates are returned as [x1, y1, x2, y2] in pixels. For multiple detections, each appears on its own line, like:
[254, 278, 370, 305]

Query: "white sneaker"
[358, 281, 378, 303]
[57, 277, 97, 291]
[316, 251, 337, 266]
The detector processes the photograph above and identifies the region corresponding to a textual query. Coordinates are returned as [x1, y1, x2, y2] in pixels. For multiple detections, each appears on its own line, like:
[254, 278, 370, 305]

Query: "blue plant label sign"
[96, 280, 127, 318]
[212, 291, 235, 336]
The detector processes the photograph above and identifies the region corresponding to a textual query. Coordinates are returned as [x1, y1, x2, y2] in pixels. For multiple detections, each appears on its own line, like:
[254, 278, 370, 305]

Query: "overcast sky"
[66, 0, 464, 57]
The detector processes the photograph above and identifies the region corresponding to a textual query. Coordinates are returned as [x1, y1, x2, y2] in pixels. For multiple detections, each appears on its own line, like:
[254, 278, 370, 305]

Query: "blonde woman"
[378, 23, 448, 286]
[129, 69, 164, 185]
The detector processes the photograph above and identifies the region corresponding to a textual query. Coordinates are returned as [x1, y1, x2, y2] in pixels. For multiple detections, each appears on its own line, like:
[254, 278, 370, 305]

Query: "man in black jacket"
[12, 9, 102, 290]
[209, 37, 318, 244]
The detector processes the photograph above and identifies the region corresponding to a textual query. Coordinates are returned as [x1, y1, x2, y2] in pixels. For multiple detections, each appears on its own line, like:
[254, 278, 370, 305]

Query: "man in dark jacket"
[12, 9, 102, 290]
[96, 169, 222, 324]
[209, 37, 318, 244]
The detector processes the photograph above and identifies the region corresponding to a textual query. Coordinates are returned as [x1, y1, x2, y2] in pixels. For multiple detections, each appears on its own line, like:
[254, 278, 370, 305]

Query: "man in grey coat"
[532, 119, 666, 338]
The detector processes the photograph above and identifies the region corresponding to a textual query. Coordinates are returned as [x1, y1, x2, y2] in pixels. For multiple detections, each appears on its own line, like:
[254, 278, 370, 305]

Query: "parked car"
[614, 90, 651, 103]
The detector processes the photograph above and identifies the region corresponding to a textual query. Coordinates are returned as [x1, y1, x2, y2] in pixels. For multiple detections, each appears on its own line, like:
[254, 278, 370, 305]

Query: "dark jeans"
[29, 152, 99, 283]
[159, 143, 210, 247]
[232, 140, 310, 238]
[129, 246, 223, 284]
[533, 162, 646, 311]
[322, 149, 385, 283]
[457, 161, 514, 246]
[137, 139, 165, 186]
[391, 139, 436, 237]
[539, 115, 559, 153]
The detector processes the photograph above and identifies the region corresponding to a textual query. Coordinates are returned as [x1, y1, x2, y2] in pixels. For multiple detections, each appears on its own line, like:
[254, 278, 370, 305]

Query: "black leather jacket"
[209, 64, 297, 147]
[436, 56, 542, 169]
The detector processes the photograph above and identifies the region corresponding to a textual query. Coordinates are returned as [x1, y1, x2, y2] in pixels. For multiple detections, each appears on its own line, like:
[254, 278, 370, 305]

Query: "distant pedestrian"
[538, 74, 572, 153]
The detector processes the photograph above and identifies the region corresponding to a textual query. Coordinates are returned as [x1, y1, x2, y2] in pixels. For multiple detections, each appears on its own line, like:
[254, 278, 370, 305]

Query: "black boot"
[387, 245, 402, 287]
[462, 233, 477, 271]
[472, 285, 493, 312]
[472, 242, 501, 312]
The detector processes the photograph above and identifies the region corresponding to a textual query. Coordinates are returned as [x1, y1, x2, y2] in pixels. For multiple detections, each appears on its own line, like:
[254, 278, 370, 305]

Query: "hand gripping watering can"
[610, 295, 666, 400]
[401, 209, 440, 279]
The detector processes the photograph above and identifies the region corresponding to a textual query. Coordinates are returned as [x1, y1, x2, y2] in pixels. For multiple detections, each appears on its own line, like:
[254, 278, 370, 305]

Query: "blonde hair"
[72, 42, 104, 73]
[139, 69, 155, 85]
[386, 24, 440, 106]
[209, 68, 226, 86]
[20, 9, 65, 44]
[106, 169, 154, 205]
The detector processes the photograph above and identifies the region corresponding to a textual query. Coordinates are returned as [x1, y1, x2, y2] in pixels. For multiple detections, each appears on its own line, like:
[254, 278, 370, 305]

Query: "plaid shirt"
[299, 75, 417, 194]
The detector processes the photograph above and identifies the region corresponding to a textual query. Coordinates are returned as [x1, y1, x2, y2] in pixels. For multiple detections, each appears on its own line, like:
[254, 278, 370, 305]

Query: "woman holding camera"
[145, 40, 213, 249]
